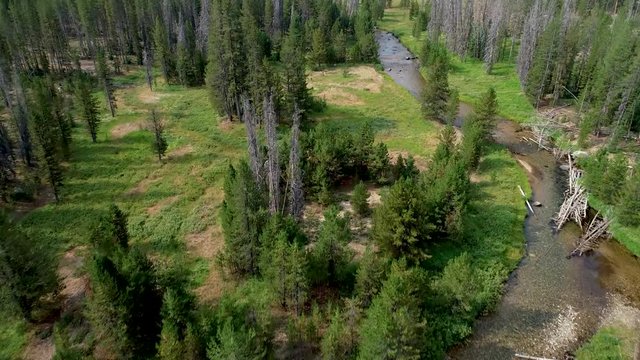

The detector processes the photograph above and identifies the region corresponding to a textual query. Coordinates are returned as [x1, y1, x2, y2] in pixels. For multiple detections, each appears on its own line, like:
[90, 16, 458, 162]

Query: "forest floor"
[4, 59, 531, 358]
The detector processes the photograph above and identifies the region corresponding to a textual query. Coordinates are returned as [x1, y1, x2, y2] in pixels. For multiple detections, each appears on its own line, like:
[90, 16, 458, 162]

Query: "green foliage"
[74, 75, 101, 143]
[0, 212, 60, 320]
[616, 169, 640, 227]
[358, 260, 429, 360]
[576, 327, 636, 360]
[321, 301, 361, 360]
[355, 248, 388, 308]
[310, 206, 353, 285]
[149, 109, 168, 161]
[582, 151, 629, 205]
[372, 177, 430, 262]
[86, 207, 162, 359]
[304, 122, 391, 199]
[421, 44, 450, 121]
[220, 161, 268, 276]
[352, 182, 370, 217]
[207, 280, 274, 359]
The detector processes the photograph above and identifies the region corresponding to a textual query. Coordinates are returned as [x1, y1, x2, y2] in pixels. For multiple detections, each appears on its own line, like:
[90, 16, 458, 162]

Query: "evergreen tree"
[220, 161, 268, 276]
[352, 182, 370, 217]
[154, 16, 175, 84]
[321, 302, 361, 360]
[148, 109, 168, 161]
[0, 122, 15, 201]
[311, 27, 329, 69]
[616, 168, 640, 227]
[30, 78, 65, 201]
[157, 286, 202, 360]
[473, 87, 499, 142]
[74, 77, 101, 143]
[311, 206, 353, 285]
[600, 154, 628, 205]
[281, 10, 310, 115]
[0, 212, 60, 320]
[372, 177, 429, 262]
[446, 89, 460, 124]
[207, 0, 246, 121]
[87, 207, 162, 359]
[355, 248, 388, 308]
[421, 51, 450, 121]
[358, 260, 429, 360]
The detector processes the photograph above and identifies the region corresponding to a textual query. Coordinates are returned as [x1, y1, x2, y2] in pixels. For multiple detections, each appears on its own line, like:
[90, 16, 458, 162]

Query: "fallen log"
[515, 354, 556, 360]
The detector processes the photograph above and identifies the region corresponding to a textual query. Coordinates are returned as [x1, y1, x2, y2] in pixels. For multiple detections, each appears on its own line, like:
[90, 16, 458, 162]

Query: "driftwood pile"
[555, 156, 612, 257]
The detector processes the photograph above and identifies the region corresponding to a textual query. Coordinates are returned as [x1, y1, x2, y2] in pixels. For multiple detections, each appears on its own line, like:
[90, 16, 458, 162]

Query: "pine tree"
[600, 154, 628, 205]
[311, 27, 329, 69]
[321, 304, 361, 360]
[355, 248, 387, 308]
[311, 206, 353, 285]
[220, 161, 267, 276]
[30, 79, 65, 201]
[289, 105, 304, 220]
[0, 122, 15, 201]
[372, 178, 429, 263]
[616, 169, 640, 227]
[352, 182, 370, 217]
[357, 260, 429, 359]
[96, 50, 117, 117]
[148, 109, 168, 161]
[74, 77, 101, 143]
[154, 16, 175, 84]
[421, 51, 450, 121]
[446, 89, 460, 124]
[0, 212, 60, 320]
[474, 87, 499, 142]
[157, 286, 201, 360]
[281, 10, 310, 115]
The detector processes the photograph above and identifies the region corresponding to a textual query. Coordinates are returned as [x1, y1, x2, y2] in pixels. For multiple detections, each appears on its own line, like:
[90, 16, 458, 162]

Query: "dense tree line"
[410, 0, 640, 140]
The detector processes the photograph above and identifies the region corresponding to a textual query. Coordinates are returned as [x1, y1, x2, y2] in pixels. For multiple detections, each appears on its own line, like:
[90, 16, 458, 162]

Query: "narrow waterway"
[376, 30, 640, 359]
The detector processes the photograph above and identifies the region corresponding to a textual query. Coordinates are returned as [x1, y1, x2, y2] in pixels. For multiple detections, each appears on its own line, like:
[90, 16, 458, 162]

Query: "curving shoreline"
[376, 30, 640, 359]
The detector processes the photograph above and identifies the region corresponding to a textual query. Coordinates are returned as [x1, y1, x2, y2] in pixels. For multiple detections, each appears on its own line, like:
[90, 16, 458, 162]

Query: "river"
[375, 30, 640, 359]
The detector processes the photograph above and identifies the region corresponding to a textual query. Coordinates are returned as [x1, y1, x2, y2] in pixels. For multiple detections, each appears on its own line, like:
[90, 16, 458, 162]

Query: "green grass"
[379, 4, 536, 123]
[588, 197, 640, 257]
[577, 327, 637, 360]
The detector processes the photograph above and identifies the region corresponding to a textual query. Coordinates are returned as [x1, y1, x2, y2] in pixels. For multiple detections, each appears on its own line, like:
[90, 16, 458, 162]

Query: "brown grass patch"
[125, 172, 162, 196]
[168, 144, 194, 159]
[317, 88, 364, 106]
[147, 196, 179, 216]
[110, 121, 143, 139]
[138, 88, 165, 104]
[185, 225, 223, 260]
[309, 65, 384, 93]
[22, 328, 54, 360]
[218, 119, 243, 132]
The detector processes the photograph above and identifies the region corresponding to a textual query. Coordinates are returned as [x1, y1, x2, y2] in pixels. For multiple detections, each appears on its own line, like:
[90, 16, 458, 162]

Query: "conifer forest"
[1, 0, 640, 359]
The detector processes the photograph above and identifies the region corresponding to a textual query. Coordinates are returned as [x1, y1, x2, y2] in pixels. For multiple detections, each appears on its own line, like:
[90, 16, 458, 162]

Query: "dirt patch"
[110, 121, 143, 139]
[147, 196, 179, 216]
[168, 144, 194, 159]
[138, 88, 165, 104]
[125, 173, 162, 196]
[309, 65, 384, 93]
[317, 88, 364, 106]
[218, 119, 242, 132]
[185, 225, 223, 260]
[22, 329, 55, 360]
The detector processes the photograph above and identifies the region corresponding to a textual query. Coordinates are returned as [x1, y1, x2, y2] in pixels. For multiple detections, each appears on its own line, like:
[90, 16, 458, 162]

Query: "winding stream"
[376, 31, 640, 359]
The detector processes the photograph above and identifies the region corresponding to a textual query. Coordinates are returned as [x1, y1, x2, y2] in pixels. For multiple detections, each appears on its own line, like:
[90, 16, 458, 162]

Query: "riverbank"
[377, 4, 640, 358]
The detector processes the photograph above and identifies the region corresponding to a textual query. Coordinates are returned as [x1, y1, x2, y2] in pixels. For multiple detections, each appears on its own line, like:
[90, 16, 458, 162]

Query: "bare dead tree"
[272, 0, 284, 39]
[429, 0, 445, 41]
[346, 0, 359, 17]
[288, 104, 303, 220]
[242, 96, 262, 184]
[264, 92, 280, 215]
[484, 1, 504, 73]
[517, 0, 554, 85]
[143, 47, 153, 90]
[196, 0, 210, 53]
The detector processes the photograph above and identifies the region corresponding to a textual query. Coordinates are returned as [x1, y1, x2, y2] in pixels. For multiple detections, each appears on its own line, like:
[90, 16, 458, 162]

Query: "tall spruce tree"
[96, 50, 117, 117]
[74, 76, 101, 143]
[421, 47, 450, 121]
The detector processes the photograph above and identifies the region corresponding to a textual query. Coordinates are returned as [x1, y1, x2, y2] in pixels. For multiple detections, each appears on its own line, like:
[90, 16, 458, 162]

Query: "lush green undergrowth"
[576, 326, 637, 360]
[379, 5, 536, 123]
[589, 197, 640, 257]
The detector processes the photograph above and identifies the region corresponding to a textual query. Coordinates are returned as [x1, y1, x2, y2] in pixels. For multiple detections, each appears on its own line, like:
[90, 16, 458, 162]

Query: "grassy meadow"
[6, 57, 529, 356]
